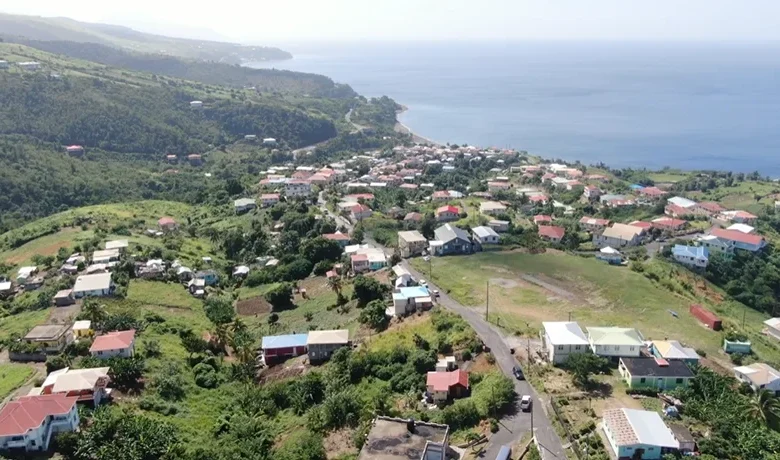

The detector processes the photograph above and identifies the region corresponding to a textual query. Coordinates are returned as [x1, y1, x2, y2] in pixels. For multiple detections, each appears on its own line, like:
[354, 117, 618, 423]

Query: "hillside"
[0, 12, 291, 64]
[6, 38, 356, 98]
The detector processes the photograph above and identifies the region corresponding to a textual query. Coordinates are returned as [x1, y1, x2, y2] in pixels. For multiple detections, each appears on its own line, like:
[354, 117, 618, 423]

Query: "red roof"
[261, 193, 280, 200]
[665, 204, 692, 216]
[733, 210, 758, 219]
[538, 225, 565, 240]
[640, 186, 667, 196]
[542, 173, 557, 180]
[711, 227, 765, 246]
[697, 201, 725, 213]
[426, 370, 469, 392]
[0, 394, 77, 436]
[534, 215, 552, 223]
[66, 145, 83, 150]
[579, 216, 610, 226]
[325, 270, 338, 279]
[628, 221, 652, 230]
[158, 217, 176, 226]
[432, 191, 450, 198]
[346, 193, 374, 200]
[187, 154, 201, 159]
[351, 204, 371, 213]
[652, 217, 687, 229]
[323, 232, 350, 241]
[90, 330, 136, 352]
[404, 212, 423, 221]
[436, 205, 460, 215]
[351, 254, 368, 262]
[400, 184, 418, 189]
[529, 194, 548, 203]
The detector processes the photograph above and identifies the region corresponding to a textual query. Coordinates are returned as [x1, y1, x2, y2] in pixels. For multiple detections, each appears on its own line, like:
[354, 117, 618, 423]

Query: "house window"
[98, 351, 103, 355]
[676, 378, 684, 384]
[31, 440, 36, 446]
[629, 346, 635, 351]
[614, 345, 620, 351]
[558, 345, 564, 350]
[575, 345, 581, 350]
[640, 378, 646, 383]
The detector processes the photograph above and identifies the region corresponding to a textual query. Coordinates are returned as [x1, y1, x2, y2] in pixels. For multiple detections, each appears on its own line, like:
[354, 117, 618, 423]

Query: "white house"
[72, 273, 114, 298]
[671, 245, 709, 269]
[234, 198, 257, 214]
[734, 363, 780, 395]
[764, 318, 780, 342]
[16, 266, 38, 284]
[91, 249, 120, 265]
[260, 193, 280, 207]
[472, 226, 500, 245]
[603, 408, 679, 460]
[89, 330, 136, 359]
[391, 286, 433, 316]
[0, 394, 79, 453]
[586, 327, 644, 359]
[285, 180, 311, 197]
[542, 322, 590, 364]
[189, 100, 203, 109]
[594, 224, 644, 249]
[479, 201, 507, 216]
[104, 240, 129, 253]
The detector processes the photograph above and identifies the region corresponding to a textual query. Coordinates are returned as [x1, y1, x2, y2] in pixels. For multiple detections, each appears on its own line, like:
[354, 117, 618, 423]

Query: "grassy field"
[127, 280, 202, 310]
[699, 181, 780, 214]
[0, 363, 34, 400]
[412, 251, 779, 361]
[647, 172, 690, 183]
[0, 309, 51, 342]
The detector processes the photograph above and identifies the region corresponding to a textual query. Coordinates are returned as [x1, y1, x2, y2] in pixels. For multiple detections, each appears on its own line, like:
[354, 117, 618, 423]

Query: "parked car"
[432, 289, 440, 298]
[419, 279, 428, 288]
[512, 365, 525, 380]
[520, 395, 532, 412]
[423, 255, 431, 262]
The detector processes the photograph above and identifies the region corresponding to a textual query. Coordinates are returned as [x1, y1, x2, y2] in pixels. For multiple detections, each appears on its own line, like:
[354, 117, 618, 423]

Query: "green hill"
[0, 12, 291, 64]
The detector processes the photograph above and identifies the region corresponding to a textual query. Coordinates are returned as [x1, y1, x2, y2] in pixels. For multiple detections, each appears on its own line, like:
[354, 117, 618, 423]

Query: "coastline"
[394, 107, 442, 146]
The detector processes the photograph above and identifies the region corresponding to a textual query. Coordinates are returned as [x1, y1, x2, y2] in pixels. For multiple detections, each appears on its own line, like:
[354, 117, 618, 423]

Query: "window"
[640, 378, 646, 383]
[614, 345, 620, 351]
[629, 346, 635, 351]
[558, 345, 564, 350]
[676, 378, 684, 384]
[575, 345, 581, 350]
[98, 351, 103, 355]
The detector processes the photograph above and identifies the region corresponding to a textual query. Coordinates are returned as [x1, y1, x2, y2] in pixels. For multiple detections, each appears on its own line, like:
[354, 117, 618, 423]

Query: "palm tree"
[745, 389, 780, 426]
[213, 323, 233, 352]
[81, 299, 108, 326]
[327, 276, 343, 297]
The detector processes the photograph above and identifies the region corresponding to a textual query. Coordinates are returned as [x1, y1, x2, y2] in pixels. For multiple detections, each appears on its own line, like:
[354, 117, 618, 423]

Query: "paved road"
[401, 260, 566, 460]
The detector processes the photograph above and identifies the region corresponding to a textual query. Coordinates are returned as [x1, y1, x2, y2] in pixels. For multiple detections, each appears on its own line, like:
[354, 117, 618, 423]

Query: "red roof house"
[0, 394, 78, 442]
[404, 212, 423, 222]
[426, 370, 469, 401]
[665, 204, 694, 218]
[432, 191, 450, 200]
[534, 215, 553, 225]
[710, 228, 766, 251]
[157, 217, 177, 231]
[639, 186, 667, 198]
[628, 221, 653, 231]
[696, 201, 726, 215]
[90, 330, 136, 359]
[529, 194, 549, 204]
[538, 225, 566, 242]
[436, 205, 461, 222]
[651, 217, 688, 231]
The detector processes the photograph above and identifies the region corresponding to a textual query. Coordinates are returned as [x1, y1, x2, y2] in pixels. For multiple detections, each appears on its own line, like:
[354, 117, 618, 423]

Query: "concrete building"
[72, 273, 114, 298]
[398, 231, 428, 258]
[472, 226, 500, 245]
[0, 394, 79, 453]
[734, 363, 780, 395]
[586, 327, 643, 359]
[358, 416, 449, 460]
[603, 408, 679, 459]
[23, 325, 72, 354]
[542, 321, 590, 364]
[307, 329, 349, 363]
[618, 357, 694, 390]
[89, 330, 136, 359]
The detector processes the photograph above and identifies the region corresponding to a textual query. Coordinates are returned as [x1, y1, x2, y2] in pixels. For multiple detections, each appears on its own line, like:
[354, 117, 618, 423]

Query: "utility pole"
[743, 307, 746, 328]
[568, 311, 572, 322]
[485, 280, 489, 322]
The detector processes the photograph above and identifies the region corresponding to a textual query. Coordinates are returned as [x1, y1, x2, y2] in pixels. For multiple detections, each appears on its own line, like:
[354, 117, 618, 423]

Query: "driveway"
[401, 260, 566, 459]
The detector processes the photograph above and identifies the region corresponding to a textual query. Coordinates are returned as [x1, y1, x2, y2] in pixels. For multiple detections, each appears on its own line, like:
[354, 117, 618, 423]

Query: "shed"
[689, 304, 721, 330]
[54, 289, 75, 307]
[668, 424, 696, 453]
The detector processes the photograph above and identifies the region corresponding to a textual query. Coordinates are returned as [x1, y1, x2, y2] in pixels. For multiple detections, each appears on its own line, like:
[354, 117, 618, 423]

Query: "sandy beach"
[394, 107, 442, 146]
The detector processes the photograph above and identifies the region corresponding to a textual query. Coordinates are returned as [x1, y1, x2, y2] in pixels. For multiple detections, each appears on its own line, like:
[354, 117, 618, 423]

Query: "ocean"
[248, 41, 780, 175]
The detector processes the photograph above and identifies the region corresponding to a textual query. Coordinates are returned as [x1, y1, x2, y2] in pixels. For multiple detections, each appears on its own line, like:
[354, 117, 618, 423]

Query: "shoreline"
[394, 107, 442, 146]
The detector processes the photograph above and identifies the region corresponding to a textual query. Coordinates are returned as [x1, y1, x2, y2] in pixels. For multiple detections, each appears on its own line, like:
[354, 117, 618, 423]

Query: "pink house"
[436, 205, 460, 222]
[539, 225, 566, 243]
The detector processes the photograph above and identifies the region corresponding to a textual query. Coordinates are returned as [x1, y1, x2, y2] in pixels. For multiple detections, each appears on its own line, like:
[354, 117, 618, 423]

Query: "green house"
[619, 357, 694, 391]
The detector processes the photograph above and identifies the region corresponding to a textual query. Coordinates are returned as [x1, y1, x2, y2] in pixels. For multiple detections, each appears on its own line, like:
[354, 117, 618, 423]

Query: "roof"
[49, 367, 110, 393]
[358, 416, 449, 460]
[543, 322, 589, 346]
[92, 249, 120, 260]
[721, 210, 758, 220]
[404, 212, 423, 221]
[261, 333, 309, 350]
[672, 245, 709, 259]
[651, 340, 700, 360]
[351, 254, 369, 262]
[668, 196, 697, 208]
[72, 320, 92, 331]
[307, 329, 349, 345]
[587, 327, 643, 346]
[426, 370, 469, 392]
[603, 408, 678, 448]
[579, 217, 610, 226]
[668, 423, 695, 444]
[710, 227, 765, 246]
[90, 330, 136, 352]
[538, 225, 565, 240]
[734, 363, 780, 386]
[396, 286, 430, 299]
[158, 216, 176, 225]
[260, 193, 280, 199]
[398, 231, 427, 243]
[620, 357, 694, 378]
[479, 201, 507, 212]
[628, 221, 652, 230]
[24, 324, 69, 341]
[234, 198, 256, 207]
[601, 223, 644, 241]
[472, 226, 499, 239]
[54, 289, 73, 299]
[764, 318, 780, 330]
[640, 186, 667, 196]
[534, 215, 553, 223]
[434, 224, 471, 244]
[73, 273, 112, 293]
[105, 239, 128, 250]
[351, 204, 372, 213]
[698, 201, 726, 213]
[0, 394, 77, 437]
[727, 223, 755, 234]
[436, 205, 460, 215]
[652, 217, 687, 228]
[324, 232, 351, 241]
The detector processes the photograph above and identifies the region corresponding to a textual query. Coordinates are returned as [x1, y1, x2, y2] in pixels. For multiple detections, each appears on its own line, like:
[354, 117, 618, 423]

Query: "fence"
[548, 396, 585, 460]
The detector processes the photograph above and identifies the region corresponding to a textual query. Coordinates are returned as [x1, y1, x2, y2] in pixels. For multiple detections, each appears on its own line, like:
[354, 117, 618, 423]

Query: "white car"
[423, 255, 431, 262]
[419, 279, 428, 288]
[520, 395, 532, 412]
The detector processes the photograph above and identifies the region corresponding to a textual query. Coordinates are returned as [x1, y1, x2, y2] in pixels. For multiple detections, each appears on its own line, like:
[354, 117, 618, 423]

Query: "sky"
[1, 0, 778, 44]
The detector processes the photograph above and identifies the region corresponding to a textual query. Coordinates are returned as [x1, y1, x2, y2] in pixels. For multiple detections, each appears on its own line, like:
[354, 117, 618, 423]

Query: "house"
[53, 289, 75, 307]
[707, 228, 765, 252]
[664, 204, 695, 219]
[649, 340, 700, 364]
[351, 254, 369, 273]
[189, 100, 203, 109]
[34, 367, 111, 406]
[358, 416, 449, 460]
[105, 239, 129, 253]
[187, 154, 203, 166]
[727, 223, 755, 234]
[391, 286, 433, 316]
[551, 177, 570, 188]
[350, 204, 373, 221]
[651, 217, 688, 232]
[597, 247, 623, 265]
[20, 325, 72, 356]
[324, 231, 351, 248]
[668, 424, 696, 454]
[583, 185, 602, 200]
[487, 181, 511, 192]
[528, 194, 549, 205]
[244, 134, 257, 141]
[90, 330, 136, 359]
[694, 201, 726, 216]
[618, 357, 694, 390]
[565, 180, 583, 190]
[734, 363, 780, 395]
[430, 224, 472, 256]
[697, 234, 735, 253]
[542, 321, 590, 364]
[285, 180, 311, 198]
[534, 215, 553, 226]
[158, 217, 178, 232]
[672, 245, 709, 269]
[488, 220, 510, 233]
[435, 205, 460, 223]
[764, 318, 780, 341]
[719, 210, 758, 224]
[426, 370, 469, 403]
[0, 281, 12, 298]
[667, 196, 697, 209]
[16, 266, 38, 285]
[261, 333, 308, 364]
[18, 61, 41, 71]
[595, 224, 644, 249]
[263, 137, 277, 145]
[91, 249, 120, 265]
[472, 226, 500, 245]
[307, 329, 349, 363]
[194, 270, 219, 286]
[436, 356, 457, 372]
[234, 198, 257, 214]
[398, 231, 428, 258]
[579, 217, 610, 232]
[432, 191, 451, 201]
[479, 201, 507, 216]
[72, 273, 114, 299]
[723, 339, 752, 354]
[72, 321, 93, 339]
[0, 394, 79, 453]
[0, 60, 7, 70]
[586, 327, 643, 359]
[603, 408, 679, 460]
[404, 212, 423, 223]
[639, 187, 667, 199]
[166, 154, 177, 163]
[260, 193, 280, 207]
[538, 225, 565, 243]
[233, 265, 250, 278]
[350, 247, 387, 272]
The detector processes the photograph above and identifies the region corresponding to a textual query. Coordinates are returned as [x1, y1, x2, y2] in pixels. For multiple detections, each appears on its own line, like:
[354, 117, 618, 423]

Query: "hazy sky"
[1, 0, 778, 44]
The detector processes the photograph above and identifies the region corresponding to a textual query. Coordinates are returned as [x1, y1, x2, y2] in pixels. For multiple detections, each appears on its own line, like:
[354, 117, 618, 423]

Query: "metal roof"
[434, 224, 470, 244]
[261, 333, 309, 350]
[307, 329, 349, 345]
[543, 322, 588, 346]
[604, 408, 678, 448]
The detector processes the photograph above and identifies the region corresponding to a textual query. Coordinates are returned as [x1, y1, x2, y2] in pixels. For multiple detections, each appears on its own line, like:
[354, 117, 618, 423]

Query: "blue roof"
[672, 244, 709, 259]
[630, 184, 645, 190]
[396, 286, 430, 299]
[261, 333, 308, 349]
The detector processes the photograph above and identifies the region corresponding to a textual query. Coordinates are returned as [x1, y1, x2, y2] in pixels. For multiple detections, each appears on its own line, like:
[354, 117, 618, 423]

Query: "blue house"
[672, 245, 709, 269]
[195, 270, 219, 286]
[430, 224, 473, 256]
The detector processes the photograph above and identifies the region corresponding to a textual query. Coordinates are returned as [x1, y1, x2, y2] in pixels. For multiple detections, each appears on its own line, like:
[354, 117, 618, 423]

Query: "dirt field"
[236, 296, 271, 316]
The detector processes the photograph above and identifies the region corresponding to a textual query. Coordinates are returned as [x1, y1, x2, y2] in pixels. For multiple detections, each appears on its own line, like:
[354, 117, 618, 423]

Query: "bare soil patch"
[236, 296, 271, 316]
[324, 428, 358, 459]
[258, 356, 308, 384]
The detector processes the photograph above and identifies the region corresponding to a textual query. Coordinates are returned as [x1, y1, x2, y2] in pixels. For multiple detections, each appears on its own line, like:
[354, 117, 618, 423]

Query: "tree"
[81, 298, 108, 325]
[745, 389, 780, 427]
[420, 214, 436, 240]
[204, 295, 236, 326]
[274, 430, 326, 460]
[300, 237, 342, 265]
[563, 353, 609, 388]
[352, 224, 365, 244]
[181, 330, 208, 358]
[327, 276, 343, 297]
[102, 356, 145, 391]
[46, 354, 70, 373]
[265, 282, 294, 310]
[359, 300, 389, 331]
[151, 363, 186, 401]
[353, 275, 388, 306]
[230, 318, 256, 364]
[74, 407, 180, 459]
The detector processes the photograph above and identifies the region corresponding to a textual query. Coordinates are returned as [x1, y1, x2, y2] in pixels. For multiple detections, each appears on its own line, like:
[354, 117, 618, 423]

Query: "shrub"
[485, 352, 496, 364]
[194, 363, 220, 388]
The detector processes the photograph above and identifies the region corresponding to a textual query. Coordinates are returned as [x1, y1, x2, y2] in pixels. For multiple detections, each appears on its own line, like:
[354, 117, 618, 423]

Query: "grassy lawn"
[0, 309, 51, 342]
[647, 172, 689, 183]
[0, 364, 34, 400]
[127, 280, 201, 310]
[412, 251, 779, 361]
